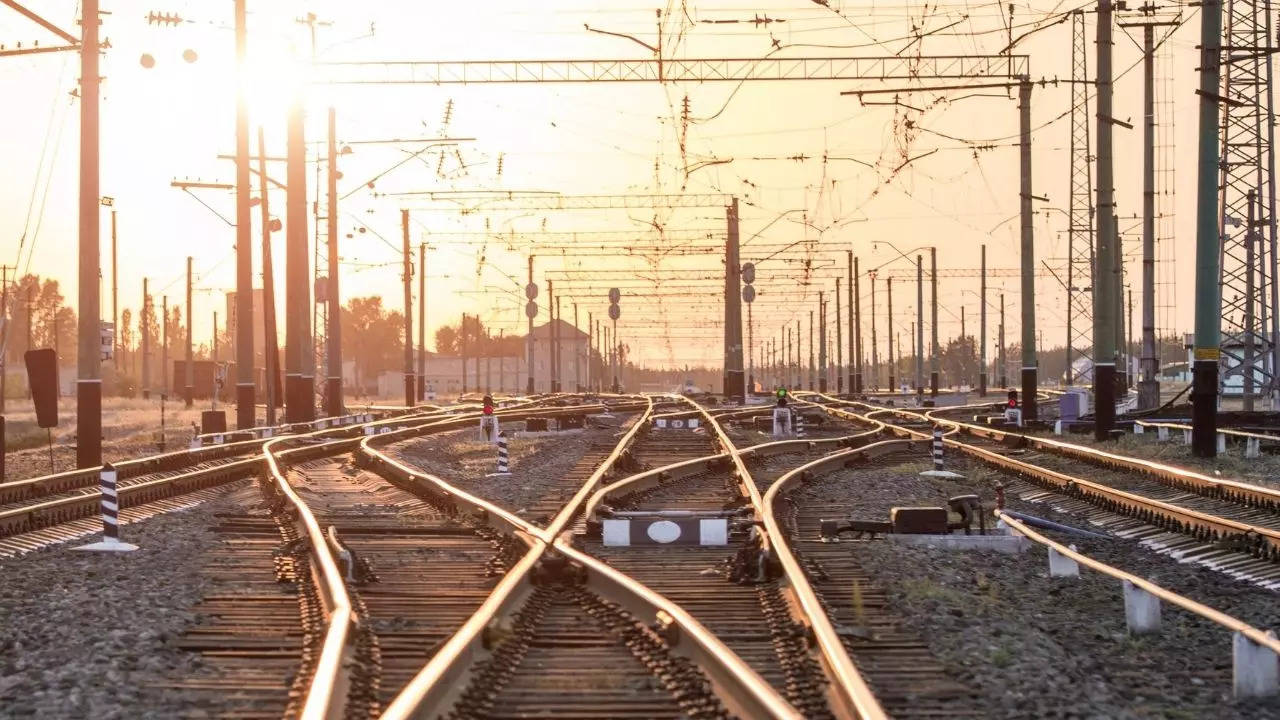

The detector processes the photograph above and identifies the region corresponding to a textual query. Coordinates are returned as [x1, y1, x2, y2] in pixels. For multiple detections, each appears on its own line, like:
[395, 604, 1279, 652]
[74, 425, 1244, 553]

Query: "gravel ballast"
[786, 450, 1280, 719]
[0, 484, 262, 719]
[391, 419, 629, 523]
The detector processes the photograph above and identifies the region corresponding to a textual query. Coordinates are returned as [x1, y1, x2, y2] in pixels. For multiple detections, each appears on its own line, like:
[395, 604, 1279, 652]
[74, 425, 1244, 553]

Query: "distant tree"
[341, 296, 403, 390]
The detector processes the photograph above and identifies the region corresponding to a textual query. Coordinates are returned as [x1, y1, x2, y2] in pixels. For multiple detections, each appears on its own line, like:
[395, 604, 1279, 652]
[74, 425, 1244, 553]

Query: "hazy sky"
[0, 1, 1203, 369]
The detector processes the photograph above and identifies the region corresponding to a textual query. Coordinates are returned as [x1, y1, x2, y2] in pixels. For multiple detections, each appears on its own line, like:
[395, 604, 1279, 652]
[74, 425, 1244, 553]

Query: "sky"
[0, 1, 1205, 370]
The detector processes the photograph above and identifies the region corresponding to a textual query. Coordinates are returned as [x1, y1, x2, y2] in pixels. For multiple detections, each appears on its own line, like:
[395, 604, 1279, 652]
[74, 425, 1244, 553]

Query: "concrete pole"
[850, 252, 860, 394]
[326, 107, 343, 416]
[548, 280, 557, 392]
[808, 310, 815, 390]
[285, 96, 312, 422]
[233, 0, 254, 430]
[1000, 293, 1007, 388]
[574, 302, 581, 391]
[526, 256, 535, 394]
[162, 296, 168, 395]
[887, 277, 895, 391]
[418, 242, 426, 401]
[184, 256, 193, 407]
[587, 311, 593, 391]
[916, 255, 924, 403]
[258, 127, 279, 427]
[401, 209, 414, 407]
[835, 278, 843, 394]
[111, 210, 117, 368]
[980, 244, 988, 396]
[870, 272, 878, 390]
[724, 199, 745, 400]
[747, 298, 754, 393]
[930, 247, 939, 396]
[1019, 77, 1038, 421]
[1094, 0, 1118, 439]
[142, 279, 150, 399]
[818, 292, 827, 392]
[76, 0, 102, 467]
[555, 294, 563, 392]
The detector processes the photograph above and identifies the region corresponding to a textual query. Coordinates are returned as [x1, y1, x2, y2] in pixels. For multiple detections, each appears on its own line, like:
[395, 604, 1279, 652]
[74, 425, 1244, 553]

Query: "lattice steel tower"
[1219, 0, 1280, 402]
[1066, 9, 1095, 384]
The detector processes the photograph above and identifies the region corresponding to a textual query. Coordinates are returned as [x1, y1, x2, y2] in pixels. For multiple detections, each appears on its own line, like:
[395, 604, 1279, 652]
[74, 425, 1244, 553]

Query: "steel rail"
[262, 433, 357, 720]
[584, 414, 887, 524]
[683, 396, 891, 720]
[998, 512, 1280, 656]
[821, 393, 1280, 509]
[938, 413, 1280, 508]
[254, 398, 624, 719]
[816, 397, 1280, 559]
[367, 395, 805, 719]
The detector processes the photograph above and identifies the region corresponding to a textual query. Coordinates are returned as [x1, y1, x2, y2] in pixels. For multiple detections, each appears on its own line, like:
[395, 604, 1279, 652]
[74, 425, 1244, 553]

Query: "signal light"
[1007, 389, 1018, 408]
[483, 394, 495, 416]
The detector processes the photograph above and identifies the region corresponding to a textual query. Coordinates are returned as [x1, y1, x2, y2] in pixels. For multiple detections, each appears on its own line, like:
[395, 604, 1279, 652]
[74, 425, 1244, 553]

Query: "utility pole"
[76, 0, 102, 467]
[573, 302, 581, 391]
[212, 310, 219, 410]
[870, 274, 878, 390]
[1018, 76, 1038, 421]
[258, 127, 279, 427]
[233, 0, 254, 430]
[184, 256, 194, 408]
[142, 279, 150, 400]
[1134, 20, 1161, 409]
[162, 296, 168, 396]
[818, 292, 827, 392]
[284, 93, 311, 422]
[850, 253, 860, 394]
[808, 310, 815, 390]
[886, 277, 895, 392]
[930, 247, 939, 396]
[999, 293, 1007, 388]
[401, 209, 415, 407]
[526, 256, 535, 395]
[555, 294, 563, 393]
[724, 198, 745, 401]
[418, 242, 426, 401]
[980, 245, 988, 396]
[835, 277, 843, 394]
[326, 107, 343, 416]
[1115, 212, 1126, 392]
[916, 255, 924, 404]
[783, 326, 789, 389]
[587, 311, 593, 391]
[111, 210, 118, 368]
[1094, 0, 1118, 440]
[1, 265, 8, 412]
[548, 280, 557, 392]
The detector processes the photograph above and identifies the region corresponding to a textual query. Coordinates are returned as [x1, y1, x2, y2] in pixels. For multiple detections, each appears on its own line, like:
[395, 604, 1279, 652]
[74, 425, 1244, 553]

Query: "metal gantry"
[1218, 0, 1280, 404]
[1066, 9, 1096, 385]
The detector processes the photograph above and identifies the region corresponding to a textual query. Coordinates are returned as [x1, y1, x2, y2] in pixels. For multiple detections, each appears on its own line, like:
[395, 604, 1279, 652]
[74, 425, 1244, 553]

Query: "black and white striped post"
[931, 426, 944, 472]
[795, 410, 806, 439]
[75, 462, 139, 552]
[920, 424, 964, 479]
[488, 432, 511, 477]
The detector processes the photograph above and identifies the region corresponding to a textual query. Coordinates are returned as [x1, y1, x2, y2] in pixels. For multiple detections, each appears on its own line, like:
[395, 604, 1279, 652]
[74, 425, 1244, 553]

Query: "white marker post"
[74, 463, 139, 552]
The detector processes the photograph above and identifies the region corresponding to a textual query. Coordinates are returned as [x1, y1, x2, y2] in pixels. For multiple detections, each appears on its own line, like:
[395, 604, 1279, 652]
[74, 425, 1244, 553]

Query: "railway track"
[581, 398, 892, 719]
[762, 431, 1280, 715]
[358, 395, 802, 719]
[815, 395, 1280, 589]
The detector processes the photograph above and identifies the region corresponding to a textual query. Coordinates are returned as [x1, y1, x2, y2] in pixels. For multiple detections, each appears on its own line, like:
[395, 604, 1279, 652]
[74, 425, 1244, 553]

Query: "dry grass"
[1072, 431, 1280, 490]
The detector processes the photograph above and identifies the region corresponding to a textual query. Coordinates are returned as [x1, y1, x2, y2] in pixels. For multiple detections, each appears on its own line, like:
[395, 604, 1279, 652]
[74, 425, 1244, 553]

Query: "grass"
[1075, 431, 1280, 490]
[5, 419, 48, 451]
